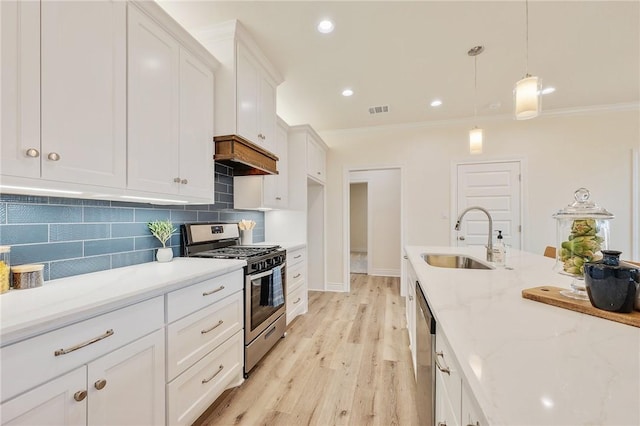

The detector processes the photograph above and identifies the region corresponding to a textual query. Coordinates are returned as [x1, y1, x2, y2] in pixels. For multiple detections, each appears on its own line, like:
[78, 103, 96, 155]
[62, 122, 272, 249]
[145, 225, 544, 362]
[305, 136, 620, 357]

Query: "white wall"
[349, 182, 368, 253]
[322, 108, 640, 289]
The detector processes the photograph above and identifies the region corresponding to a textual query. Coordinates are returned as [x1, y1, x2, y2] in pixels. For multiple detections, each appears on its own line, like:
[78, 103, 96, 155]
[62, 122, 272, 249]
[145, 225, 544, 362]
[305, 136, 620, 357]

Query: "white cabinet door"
[178, 48, 214, 199]
[127, 5, 180, 195]
[263, 119, 288, 208]
[88, 329, 165, 426]
[0, 367, 86, 426]
[406, 262, 417, 378]
[307, 136, 326, 183]
[258, 76, 277, 152]
[462, 383, 487, 426]
[40, 1, 126, 188]
[1, 0, 40, 179]
[236, 46, 260, 144]
[436, 369, 461, 426]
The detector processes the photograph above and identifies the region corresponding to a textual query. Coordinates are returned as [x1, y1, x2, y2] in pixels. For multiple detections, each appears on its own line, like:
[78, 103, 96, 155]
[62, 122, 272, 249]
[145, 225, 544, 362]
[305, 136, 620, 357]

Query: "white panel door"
[127, 4, 180, 194]
[40, 1, 126, 187]
[178, 48, 214, 200]
[88, 329, 165, 426]
[1, 367, 86, 426]
[1, 0, 40, 178]
[456, 161, 521, 249]
[236, 46, 259, 144]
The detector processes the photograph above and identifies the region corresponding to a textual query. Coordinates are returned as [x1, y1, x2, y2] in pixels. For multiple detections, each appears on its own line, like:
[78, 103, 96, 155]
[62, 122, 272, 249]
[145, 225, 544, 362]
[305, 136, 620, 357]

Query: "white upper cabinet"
[127, 3, 216, 203]
[127, 5, 180, 195]
[307, 134, 327, 183]
[233, 116, 289, 210]
[195, 20, 283, 151]
[1, 0, 126, 188]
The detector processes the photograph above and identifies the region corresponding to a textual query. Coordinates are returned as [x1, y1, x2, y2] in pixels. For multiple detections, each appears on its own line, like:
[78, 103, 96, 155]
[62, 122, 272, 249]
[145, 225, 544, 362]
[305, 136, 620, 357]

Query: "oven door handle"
[248, 263, 286, 281]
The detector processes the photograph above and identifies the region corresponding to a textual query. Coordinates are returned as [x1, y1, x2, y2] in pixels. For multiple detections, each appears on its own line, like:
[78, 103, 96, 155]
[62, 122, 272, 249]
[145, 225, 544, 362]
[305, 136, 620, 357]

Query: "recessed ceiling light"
[541, 87, 556, 95]
[430, 99, 443, 107]
[342, 88, 354, 97]
[317, 20, 334, 34]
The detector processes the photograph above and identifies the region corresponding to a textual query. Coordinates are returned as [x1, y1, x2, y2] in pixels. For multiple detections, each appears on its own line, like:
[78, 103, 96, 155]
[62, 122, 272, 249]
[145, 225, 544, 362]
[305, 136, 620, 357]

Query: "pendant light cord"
[474, 55, 478, 119]
[525, 0, 530, 75]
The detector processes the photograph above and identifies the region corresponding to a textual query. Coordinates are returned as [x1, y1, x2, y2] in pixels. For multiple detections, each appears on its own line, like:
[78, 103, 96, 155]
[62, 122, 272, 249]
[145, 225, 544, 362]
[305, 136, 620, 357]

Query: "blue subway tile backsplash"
[0, 164, 264, 281]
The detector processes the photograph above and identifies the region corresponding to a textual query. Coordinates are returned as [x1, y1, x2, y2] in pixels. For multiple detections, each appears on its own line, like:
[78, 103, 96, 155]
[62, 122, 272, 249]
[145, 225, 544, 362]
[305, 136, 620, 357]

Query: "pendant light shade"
[514, 75, 541, 120]
[514, 0, 541, 120]
[469, 127, 483, 154]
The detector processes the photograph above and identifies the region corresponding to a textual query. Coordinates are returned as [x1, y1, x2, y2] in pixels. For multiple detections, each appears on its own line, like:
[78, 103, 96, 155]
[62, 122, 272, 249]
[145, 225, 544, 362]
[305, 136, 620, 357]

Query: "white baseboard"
[326, 281, 347, 292]
[370, 268, 401, 278]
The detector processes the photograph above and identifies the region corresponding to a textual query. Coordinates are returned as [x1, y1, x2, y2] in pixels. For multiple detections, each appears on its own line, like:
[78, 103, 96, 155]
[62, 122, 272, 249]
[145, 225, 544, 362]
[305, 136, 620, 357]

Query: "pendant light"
[468, 45, 484, 155]
[514, 0, 541, 120]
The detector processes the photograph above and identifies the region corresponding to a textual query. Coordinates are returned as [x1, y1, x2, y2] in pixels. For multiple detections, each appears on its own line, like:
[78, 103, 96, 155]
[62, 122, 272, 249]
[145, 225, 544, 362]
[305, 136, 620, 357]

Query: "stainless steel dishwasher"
[415, 280, 436, 426]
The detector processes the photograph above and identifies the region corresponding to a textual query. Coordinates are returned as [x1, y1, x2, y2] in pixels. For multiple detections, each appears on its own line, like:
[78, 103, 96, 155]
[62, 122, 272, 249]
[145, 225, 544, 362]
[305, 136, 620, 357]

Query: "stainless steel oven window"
[245, 265, 286, 336]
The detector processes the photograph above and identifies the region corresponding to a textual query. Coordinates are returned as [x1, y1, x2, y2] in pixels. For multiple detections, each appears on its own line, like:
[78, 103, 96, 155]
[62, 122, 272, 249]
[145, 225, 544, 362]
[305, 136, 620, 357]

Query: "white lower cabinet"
[165, 270, 245, 426]
[166, 332, 243, 426]
[286, 247, 307, 325]
[404, 257, 417, 377]
[0, 297, 165, 426]
[435, 323, 487, 426]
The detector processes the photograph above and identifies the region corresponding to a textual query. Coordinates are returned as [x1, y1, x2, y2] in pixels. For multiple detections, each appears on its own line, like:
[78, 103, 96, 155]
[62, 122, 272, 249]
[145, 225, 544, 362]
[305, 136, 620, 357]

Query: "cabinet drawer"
[435, 331, 462, 425]
[286, 283, 307, 325]
[0, 296, 163, 402]
[286, 261, 305, 293]
[167, 269, 243, 323]
[167, 291, 243, 381]
[167, 331, 243, 426]
[287, 248, 306, 267]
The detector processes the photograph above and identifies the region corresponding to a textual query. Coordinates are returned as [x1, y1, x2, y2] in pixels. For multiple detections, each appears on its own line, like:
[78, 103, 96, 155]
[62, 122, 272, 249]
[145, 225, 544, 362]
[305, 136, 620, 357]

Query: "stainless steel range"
[181, 223, 286, 377]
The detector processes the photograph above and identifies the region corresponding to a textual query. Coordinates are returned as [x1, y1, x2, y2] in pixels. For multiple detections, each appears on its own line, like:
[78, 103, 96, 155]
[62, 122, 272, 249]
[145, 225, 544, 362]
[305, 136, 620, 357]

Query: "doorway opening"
[344, 167, 403, 292]
[349, 182, 369, 274]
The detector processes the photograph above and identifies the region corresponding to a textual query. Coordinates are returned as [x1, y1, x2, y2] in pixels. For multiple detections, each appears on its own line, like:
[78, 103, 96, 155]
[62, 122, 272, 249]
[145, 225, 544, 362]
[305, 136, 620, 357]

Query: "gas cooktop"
[193, 245, 281, 260]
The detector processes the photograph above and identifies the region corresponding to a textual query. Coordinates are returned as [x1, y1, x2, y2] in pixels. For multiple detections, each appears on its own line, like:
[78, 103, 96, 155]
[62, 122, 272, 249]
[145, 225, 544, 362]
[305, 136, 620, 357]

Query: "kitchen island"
[405, 245, 640, 426]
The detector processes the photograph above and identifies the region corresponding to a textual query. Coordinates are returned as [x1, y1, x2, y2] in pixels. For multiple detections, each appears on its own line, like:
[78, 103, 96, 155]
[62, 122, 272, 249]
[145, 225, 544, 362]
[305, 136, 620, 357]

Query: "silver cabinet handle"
[47, 152, 60, 161]
[54, 329, 114, 356]
[408, 295, 413, 301]
[294, 297, 301, 304]
[181, 179, 188, 184]
[293, 273, 301, 279]
[435, 351, 451, 375]
[26, 148, 40, 158]
[459, 236, 466, 241]
[294, 254, 302, 259]
[403, 255, 408, 259]
[275, 197, 282, 200]
[202, 365, 223, 384]
[174, 177, 181, 183]
[467, 422, 480, 426]
[202, 286, 224, 296]
[438, 422, 447, 426]
[317, 171, 321, 175]
[73, 390, 87, 402]
[201, 320, 224, 334]
[94, 379, 107, 390]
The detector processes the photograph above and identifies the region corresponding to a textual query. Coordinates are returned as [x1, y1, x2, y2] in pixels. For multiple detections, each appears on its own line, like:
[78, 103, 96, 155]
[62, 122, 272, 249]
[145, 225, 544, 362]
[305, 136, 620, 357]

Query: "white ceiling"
[157, 1, 640, 132]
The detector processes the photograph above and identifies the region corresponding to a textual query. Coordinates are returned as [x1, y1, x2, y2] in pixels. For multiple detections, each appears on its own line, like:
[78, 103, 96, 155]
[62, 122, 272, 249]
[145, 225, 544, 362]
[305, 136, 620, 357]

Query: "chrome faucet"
[454, 206, 494, 262]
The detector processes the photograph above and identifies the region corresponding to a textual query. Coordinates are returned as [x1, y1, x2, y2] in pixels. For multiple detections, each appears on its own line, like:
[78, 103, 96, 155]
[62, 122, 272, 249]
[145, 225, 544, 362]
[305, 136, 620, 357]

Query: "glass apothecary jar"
[0, 246, 10, 294]
[552, 188, 614, 299]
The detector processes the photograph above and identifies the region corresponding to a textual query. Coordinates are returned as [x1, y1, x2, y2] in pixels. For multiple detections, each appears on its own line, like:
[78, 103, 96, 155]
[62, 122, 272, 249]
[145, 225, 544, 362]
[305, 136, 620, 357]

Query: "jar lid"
[0, 246, 10, 253]
[553, 188, 614, 219]
[12, 264, 44, 273]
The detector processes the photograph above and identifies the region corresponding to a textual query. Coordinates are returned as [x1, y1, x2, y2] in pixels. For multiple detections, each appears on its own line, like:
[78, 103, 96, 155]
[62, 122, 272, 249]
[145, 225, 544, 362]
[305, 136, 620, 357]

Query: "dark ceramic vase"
[584, 250, 640, 313]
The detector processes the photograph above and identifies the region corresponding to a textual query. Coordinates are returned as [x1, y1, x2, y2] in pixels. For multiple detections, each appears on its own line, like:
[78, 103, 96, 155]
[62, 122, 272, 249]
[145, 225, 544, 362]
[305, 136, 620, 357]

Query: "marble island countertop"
[0, 258, 246, 346]
[405, 245, 640, 426]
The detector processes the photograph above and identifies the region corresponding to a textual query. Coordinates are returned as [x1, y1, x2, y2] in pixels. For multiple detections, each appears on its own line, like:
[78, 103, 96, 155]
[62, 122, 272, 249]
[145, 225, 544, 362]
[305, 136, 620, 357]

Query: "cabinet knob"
[317, 171, 321, 175]
[458, 236, 466, 241]
[26, 148, 40, 158]
[275, 197, 282, 200]
[181, 179, 188, 185]
[47, 152, 61, 161]
[73, 390, 87, 402]
[174, 177, 181, 183]
[94, 379, 107, 390]
[438, 423, 447, 426]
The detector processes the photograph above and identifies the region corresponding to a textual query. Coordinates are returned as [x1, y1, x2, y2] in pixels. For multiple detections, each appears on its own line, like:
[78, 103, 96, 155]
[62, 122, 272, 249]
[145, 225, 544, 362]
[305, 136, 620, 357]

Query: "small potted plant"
[147, 219, 177, 262]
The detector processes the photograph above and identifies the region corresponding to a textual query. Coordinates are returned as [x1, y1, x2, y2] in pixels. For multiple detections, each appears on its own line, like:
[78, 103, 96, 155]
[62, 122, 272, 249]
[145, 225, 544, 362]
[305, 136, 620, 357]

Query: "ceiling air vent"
[368, 105, 390, 115]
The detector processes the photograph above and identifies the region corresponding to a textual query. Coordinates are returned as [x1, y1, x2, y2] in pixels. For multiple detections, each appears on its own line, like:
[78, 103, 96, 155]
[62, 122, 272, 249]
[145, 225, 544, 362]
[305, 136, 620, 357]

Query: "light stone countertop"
[254, 241, 306, 251]
[405, 245, 640, 426]
[0, 258, 246, 346]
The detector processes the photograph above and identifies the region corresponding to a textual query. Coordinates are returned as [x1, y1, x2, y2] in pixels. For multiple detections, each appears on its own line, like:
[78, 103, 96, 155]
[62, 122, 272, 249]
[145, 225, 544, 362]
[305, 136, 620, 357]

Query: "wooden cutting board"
[522, 286, 640, 328]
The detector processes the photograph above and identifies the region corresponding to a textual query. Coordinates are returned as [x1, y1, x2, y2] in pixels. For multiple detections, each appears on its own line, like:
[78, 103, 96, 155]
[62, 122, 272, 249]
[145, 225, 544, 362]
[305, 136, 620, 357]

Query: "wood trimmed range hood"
[214, 134, 279, 175]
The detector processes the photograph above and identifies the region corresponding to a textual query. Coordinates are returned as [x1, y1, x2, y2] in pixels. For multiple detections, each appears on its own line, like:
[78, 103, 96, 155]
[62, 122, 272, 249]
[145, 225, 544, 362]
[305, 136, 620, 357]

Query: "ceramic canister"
[584, 250, 640, 313]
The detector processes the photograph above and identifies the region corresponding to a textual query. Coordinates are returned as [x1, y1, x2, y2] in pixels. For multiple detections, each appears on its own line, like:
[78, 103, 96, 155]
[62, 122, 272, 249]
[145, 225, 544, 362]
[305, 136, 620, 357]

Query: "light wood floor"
[196, 274, 418, 426]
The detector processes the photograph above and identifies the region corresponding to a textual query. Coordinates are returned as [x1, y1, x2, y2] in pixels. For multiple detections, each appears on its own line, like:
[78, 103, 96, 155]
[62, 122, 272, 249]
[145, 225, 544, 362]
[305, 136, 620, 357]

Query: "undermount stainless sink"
[422, 253, 493, 270]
